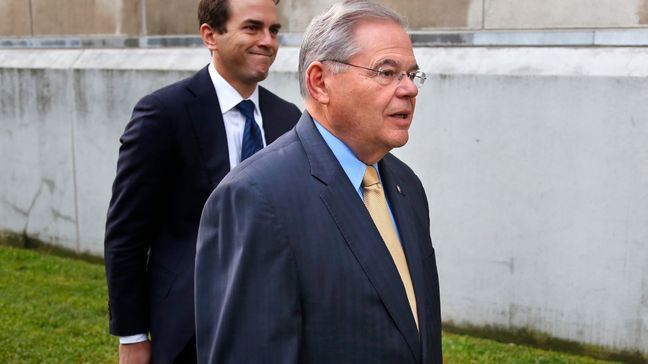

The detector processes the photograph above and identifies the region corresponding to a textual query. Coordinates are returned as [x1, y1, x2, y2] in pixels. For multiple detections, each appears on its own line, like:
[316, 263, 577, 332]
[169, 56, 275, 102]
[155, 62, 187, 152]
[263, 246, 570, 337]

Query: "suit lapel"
[379, 157, 432, 361]
[186, 66, 231, 189]
[296, 116, 421, 363]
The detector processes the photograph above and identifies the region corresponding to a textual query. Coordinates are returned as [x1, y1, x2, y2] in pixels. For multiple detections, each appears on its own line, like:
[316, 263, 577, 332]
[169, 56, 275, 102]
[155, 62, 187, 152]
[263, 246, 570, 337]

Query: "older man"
[104, 0, 300, 362]
[195, 0, 442, 363]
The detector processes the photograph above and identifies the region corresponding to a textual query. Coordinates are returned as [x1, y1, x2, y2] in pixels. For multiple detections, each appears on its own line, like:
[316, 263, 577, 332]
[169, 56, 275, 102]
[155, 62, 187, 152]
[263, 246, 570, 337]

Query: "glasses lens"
[414, 72, 426, 87]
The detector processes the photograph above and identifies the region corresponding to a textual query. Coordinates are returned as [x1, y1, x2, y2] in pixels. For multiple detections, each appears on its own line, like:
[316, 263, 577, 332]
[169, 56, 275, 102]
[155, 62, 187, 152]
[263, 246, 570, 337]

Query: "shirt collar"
[313, 118, 374, 197]
[208, 62, 260, 114]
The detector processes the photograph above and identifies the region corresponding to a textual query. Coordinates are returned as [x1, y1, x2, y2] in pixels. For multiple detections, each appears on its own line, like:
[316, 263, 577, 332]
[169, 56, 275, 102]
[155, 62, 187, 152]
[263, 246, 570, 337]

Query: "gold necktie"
[362, 166, 418, 329]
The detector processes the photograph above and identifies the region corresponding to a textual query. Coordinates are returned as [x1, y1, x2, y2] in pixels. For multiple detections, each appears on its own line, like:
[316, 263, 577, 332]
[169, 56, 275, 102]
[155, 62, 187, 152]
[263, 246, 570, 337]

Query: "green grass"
[0, 245, 115, 363]
[0, 245, 628, 363]
[443, 333, 623, 364]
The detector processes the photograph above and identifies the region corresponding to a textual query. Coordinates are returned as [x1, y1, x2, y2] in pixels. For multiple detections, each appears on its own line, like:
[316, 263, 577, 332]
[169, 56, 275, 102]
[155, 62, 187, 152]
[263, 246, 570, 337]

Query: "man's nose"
[257, 29, 275, 48]
[395, 75, 419, 98]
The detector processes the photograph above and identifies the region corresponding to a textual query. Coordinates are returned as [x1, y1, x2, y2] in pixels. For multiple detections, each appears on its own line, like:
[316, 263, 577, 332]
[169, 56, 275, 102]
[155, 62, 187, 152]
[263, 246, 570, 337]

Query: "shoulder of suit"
[383, 153, 413, 174]
[383, 153, 423, 186]
[223, 130, 303, 184]
[147, 72, 198, 100]
[259, 86, 300, 111]
[135, 66, 207, 103]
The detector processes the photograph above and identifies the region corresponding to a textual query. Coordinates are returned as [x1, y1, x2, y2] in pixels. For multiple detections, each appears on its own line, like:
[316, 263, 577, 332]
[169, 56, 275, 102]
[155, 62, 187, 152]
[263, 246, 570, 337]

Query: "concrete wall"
[404, 48, 648, 354]
[1, 47, 647, 355]
[0, 49, 209, 253]
[2, 0, 648, 37]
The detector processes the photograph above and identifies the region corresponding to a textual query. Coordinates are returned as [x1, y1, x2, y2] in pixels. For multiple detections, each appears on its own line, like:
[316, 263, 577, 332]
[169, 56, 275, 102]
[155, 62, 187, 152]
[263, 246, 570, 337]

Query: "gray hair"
[298, 0, 407, 97]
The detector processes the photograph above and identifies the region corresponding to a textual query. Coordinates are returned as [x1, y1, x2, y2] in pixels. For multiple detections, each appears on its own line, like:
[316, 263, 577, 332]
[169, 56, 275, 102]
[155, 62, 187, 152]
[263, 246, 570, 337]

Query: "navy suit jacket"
[195, 112, 442, 363]
[104, 65, 301, 363]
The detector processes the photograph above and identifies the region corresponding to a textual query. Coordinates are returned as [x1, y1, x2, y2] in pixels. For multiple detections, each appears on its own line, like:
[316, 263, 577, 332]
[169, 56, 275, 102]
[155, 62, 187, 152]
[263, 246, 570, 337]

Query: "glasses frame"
[321, 59, 427, 87]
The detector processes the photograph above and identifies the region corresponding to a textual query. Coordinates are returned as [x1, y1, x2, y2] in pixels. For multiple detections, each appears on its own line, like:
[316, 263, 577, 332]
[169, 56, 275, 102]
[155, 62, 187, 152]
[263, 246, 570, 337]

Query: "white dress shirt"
[208, 62, 266, 169]
[119, 63, 265, 345]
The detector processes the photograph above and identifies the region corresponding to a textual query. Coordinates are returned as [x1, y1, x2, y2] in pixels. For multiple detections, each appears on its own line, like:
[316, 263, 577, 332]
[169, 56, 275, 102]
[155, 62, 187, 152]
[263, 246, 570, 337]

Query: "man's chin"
[389, 133, 410, 149]
[249, 74, 268, 84]
[249, 67, 271, 82]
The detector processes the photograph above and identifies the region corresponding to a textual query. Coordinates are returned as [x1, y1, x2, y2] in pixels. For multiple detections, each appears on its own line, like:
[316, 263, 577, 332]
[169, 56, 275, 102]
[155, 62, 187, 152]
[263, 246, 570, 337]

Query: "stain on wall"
[33, 69, 53, 115]
[0, 70, 17, 118]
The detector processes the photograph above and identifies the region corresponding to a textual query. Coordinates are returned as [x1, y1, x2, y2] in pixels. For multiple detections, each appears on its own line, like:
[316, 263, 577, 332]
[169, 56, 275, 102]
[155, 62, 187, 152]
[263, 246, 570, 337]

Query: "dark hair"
[198, 0, 280, 34]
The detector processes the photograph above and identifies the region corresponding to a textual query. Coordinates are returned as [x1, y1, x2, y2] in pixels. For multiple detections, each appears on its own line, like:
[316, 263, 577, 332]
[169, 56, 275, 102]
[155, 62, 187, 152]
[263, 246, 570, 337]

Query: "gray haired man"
[195, 1, 442, 362]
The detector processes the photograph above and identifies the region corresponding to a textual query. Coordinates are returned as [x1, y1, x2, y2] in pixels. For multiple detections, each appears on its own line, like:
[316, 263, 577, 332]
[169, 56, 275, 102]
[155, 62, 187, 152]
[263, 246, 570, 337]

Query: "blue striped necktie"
[236, 100, 263, 161]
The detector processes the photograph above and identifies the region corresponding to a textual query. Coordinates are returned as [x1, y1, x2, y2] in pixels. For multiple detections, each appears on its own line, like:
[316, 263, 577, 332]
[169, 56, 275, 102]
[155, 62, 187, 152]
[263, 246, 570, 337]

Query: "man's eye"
[379, 69, 396, 78]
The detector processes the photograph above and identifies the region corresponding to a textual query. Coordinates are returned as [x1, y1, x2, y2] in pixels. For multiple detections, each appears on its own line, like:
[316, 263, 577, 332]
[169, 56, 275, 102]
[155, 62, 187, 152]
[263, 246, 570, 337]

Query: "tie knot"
[235, 100, 255, 118]
[362, 166, 380, 187]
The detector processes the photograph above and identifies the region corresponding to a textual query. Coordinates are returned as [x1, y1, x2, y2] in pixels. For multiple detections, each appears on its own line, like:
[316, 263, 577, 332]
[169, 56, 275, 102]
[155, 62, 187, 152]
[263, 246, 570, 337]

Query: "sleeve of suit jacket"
[104, 93, 172, 335]
[195, 170, 301, 364]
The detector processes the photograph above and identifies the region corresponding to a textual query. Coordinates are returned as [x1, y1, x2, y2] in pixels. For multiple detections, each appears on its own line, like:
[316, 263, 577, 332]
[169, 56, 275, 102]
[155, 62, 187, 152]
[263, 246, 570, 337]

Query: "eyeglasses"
[322, 59, 427, 88]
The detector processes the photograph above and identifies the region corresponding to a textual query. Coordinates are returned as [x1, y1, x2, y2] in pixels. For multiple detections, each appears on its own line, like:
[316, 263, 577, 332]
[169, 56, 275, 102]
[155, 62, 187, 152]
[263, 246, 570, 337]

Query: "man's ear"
[306, 62, 330, 104]
[199, 23, 219, 52]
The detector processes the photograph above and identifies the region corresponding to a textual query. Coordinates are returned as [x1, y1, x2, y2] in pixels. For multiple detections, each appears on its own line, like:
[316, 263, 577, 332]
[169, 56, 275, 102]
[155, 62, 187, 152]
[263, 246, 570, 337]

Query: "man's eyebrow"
[242, 19, 264, 27]
[242, 19, 282, 30]
[374, 58, 420, 71]
[374, 59, 398, 68]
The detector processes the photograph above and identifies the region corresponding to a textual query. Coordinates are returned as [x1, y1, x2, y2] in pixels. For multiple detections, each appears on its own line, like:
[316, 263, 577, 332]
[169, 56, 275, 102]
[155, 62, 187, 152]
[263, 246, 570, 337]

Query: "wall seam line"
[67, 58, 81, 253]
[28, 0, 34, 36]
[482, 0, 486, 30]
[141, 0, 148, 36]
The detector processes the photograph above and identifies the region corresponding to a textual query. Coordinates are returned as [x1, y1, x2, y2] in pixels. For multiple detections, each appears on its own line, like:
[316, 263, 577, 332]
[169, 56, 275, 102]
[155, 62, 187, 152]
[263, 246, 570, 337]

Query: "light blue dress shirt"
[313, 119, 401, 238]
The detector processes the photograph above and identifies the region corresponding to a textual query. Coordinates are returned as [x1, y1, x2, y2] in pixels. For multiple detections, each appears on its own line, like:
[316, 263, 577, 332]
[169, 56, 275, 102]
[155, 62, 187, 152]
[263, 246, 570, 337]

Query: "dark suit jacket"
[104, 65, 301, 363]
[195, 112, 442, 363]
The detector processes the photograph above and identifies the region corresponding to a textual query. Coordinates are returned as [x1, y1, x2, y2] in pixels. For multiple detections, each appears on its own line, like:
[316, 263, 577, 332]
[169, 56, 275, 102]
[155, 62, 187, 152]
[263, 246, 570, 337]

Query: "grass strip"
[0, 245, 114, 363]
[0, 243, 630, 363]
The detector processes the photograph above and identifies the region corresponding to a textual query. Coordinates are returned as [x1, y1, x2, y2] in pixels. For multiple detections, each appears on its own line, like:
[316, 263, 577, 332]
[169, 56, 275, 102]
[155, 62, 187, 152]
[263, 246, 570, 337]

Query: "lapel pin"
[396, 185, 402, 194]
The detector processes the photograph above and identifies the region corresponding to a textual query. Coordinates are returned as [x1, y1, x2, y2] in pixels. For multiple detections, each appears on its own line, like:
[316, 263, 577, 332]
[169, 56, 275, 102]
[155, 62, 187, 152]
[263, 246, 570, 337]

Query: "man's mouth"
[389, 112, 410, 119]
[250, 52, 273, 58]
